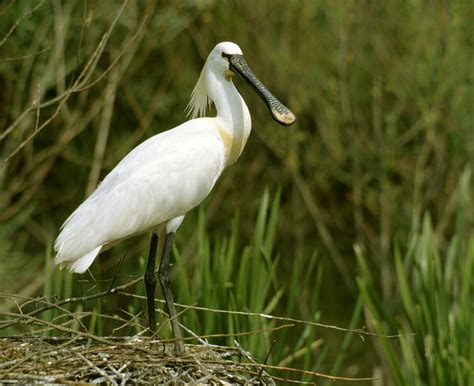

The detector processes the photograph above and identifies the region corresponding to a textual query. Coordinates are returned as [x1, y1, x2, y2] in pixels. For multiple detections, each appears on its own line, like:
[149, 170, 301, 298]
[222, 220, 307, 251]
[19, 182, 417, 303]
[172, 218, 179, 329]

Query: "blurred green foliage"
[357, 169, 473, 385]
[1, 0, 473, 382]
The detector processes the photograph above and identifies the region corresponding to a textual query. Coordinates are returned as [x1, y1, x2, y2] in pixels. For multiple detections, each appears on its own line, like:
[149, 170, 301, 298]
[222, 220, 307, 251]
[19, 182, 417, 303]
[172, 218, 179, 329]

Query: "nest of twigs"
[0, 336, 276, 384]
[0, 290, 375, 384]
[0, 289, 278, 384]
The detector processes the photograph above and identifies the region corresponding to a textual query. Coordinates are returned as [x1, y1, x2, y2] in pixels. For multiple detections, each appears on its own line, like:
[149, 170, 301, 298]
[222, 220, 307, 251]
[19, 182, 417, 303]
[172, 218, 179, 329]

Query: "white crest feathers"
[185, 66, 212, 119]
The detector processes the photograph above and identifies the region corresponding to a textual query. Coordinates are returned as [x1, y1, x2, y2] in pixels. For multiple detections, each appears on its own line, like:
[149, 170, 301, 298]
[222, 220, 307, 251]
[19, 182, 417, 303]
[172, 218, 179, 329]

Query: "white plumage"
[55, 42, 252, 271]
[55, 118, 228, 272]
[53, 41, 294, 355]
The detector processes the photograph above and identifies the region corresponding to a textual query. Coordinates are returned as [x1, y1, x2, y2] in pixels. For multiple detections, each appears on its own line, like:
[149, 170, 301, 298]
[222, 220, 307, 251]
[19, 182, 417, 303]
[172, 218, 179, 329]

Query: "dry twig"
[0, 291, 377, 384]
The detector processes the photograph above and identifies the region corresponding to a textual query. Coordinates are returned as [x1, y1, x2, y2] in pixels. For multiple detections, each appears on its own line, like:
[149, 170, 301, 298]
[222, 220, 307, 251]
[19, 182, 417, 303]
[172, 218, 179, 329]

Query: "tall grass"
[172, 190, 324, 364]
[357, 168, 473, 385]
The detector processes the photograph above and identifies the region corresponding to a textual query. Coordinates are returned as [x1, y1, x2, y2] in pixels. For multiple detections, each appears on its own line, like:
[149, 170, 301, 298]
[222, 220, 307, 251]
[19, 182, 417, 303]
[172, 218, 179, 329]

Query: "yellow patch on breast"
[216, 122, 234, 160]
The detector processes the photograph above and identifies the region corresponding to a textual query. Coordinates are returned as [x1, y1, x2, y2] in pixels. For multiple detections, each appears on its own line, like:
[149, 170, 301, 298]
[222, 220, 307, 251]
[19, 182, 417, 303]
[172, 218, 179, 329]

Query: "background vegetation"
[1, 0, 473, 383]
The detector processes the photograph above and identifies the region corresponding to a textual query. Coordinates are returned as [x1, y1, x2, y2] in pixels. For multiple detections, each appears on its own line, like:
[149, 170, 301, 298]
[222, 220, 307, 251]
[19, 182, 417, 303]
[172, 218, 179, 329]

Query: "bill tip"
[272, 108, 296, 126]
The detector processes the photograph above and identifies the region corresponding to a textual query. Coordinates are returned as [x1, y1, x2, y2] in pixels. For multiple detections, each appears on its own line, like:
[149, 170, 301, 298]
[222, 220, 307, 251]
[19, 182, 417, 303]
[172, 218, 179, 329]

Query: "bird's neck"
[206, 71, 251, 166]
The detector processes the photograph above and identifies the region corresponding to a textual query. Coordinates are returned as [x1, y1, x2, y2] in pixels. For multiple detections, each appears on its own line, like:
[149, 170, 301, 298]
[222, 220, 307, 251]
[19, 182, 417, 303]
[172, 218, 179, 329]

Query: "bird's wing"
[55, 118, 226, 268]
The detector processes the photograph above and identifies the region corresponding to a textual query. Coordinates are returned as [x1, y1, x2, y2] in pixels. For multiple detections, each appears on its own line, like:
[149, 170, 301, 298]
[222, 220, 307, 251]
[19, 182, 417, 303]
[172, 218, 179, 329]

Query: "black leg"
[158, 232, 185, 356]
[144, 233, 158, 335]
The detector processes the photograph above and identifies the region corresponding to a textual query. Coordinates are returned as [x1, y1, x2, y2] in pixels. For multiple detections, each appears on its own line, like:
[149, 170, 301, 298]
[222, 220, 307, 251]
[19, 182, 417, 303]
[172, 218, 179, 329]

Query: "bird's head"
[206, 42, 243, 81]
[187, 41, 295, 126]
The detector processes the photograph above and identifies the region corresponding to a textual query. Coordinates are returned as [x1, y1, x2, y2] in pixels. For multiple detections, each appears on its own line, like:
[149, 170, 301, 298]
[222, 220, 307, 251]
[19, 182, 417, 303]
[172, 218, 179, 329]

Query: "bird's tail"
[55, 245, 102, 274]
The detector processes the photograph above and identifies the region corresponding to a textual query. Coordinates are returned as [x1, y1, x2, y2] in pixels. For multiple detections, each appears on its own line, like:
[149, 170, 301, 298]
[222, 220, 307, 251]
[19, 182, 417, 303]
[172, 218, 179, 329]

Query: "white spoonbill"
[54, 41, 295, 355]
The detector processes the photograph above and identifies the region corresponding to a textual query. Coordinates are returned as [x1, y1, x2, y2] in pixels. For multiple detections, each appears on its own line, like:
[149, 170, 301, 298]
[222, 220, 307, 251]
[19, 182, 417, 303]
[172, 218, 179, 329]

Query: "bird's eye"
[222, 52, 231, 60]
